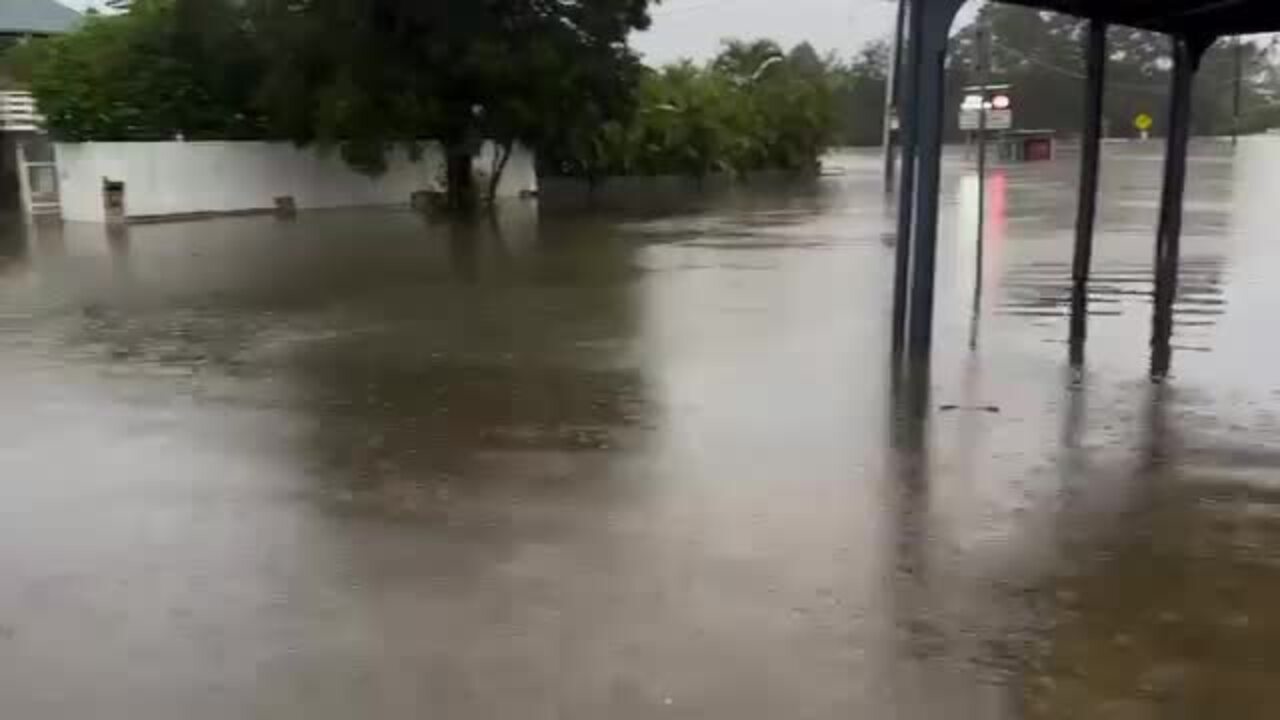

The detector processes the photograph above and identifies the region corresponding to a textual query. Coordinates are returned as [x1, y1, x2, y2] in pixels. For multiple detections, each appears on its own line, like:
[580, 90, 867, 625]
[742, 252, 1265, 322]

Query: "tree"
[251, 0, 655, 210]
[712, 39, 784, 81]
[539, 39, 839, 181]
[787, 42, 827, 78]
[14, 0, 265, 141]
[754, 44, 836, 169]
[17, 0, 655, 211]
[0, 38, 21, 88]
[829, 41, 889, 146]
[949, 7, 1090, 137]
[946, 5, 1280, 139]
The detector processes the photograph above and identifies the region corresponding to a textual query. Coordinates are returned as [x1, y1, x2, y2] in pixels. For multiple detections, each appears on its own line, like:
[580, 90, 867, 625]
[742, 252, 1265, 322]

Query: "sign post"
[1135, 112, 1154, 140]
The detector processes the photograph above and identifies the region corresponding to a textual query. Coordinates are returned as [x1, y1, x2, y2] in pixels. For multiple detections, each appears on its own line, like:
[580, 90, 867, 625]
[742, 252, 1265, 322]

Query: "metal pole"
[1232, 38, 1243, 148]
[970, 24, 990, 351]
[1070, 21, 1108, 367]
[1151, 35, 1206, 380]
[906, 13, 951, 361]
[883, 0, 909, 191]
[892, 0, 924, 355]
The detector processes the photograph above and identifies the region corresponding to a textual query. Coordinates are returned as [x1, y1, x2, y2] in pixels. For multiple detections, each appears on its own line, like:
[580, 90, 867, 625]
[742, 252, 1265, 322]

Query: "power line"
[986, 39, 1248, 96]
[986, 40, 1163, 93]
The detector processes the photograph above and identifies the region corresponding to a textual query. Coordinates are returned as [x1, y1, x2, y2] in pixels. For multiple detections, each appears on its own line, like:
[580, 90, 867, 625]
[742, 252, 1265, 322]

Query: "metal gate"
[14, 140, 59, 217]
[1, 91, 59, 217]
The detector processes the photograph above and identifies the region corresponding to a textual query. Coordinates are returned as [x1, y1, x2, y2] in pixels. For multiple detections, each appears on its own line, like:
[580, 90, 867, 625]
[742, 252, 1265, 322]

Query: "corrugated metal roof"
[0, 0, 81, 36]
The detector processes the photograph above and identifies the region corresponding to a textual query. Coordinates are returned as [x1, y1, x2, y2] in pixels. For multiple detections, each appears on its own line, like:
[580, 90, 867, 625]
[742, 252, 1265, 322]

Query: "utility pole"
[1233, 38, 1244, 147]
[883, 0, 908, 192]
[970, 22, 991, 350]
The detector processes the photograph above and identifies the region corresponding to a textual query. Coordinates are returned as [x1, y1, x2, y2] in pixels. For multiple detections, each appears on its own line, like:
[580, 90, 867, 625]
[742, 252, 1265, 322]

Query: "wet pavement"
[3, 141, 1280, 718]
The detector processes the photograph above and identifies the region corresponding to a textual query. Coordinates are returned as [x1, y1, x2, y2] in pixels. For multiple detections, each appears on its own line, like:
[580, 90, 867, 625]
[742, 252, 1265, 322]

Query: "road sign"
[1135, 113, 1154, 132]
[960, 109, 1012, 131]
[960, 93, 1013, 131]
[960, 92, 1013, 132]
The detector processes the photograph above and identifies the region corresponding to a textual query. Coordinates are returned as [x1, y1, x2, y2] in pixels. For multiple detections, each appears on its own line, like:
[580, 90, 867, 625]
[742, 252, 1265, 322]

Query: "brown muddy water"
[2, 141, 1280, 718]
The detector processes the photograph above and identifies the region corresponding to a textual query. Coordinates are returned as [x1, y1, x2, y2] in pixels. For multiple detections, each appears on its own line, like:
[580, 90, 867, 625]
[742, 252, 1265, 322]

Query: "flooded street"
[3, 140, 1280, 718]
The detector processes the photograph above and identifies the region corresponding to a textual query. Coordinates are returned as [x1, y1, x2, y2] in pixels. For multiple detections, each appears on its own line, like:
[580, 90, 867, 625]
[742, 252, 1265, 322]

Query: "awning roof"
[1000, 0, 1280, 37]
[0, 0, 80, 37]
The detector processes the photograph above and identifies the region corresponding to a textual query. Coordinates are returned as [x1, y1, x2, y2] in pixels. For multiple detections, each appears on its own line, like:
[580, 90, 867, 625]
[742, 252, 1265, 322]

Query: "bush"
[542, 40, 840, 180]
[13, 0, 267, 141]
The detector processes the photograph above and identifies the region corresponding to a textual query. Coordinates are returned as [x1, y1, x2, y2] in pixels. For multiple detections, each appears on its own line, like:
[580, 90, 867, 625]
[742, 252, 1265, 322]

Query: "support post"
[970, 23, 990, 351]
[883, 0, 909, 192]
[904, 1, 961, 362]
[1151, 34, 1212, 380]
[1070, 20, 1108, 367]
[1232, 38, 1243, 148]
[892, 0, 924, 355]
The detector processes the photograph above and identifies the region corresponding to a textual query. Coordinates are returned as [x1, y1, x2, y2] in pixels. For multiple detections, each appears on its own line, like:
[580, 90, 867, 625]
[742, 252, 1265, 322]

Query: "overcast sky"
[60, 0, 900, 66]
[635, 0, 898, 64]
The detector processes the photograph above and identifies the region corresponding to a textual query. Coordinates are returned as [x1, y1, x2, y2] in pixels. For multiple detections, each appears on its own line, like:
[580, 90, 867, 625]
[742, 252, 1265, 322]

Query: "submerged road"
[3, 142, 1280, 718]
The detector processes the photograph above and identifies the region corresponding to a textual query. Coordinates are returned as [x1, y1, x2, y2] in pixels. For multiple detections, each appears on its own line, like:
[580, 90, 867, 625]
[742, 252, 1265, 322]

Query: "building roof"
[0, 0, 81, 37]
[1001, 0, 1280, 38]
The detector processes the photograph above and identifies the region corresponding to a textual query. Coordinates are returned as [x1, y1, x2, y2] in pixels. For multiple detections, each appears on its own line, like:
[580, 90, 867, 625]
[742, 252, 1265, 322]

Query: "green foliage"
[828, 42, 889, 147]
[15, 0, 653, 204]
[947, 5, 1280, 139]
[543, 39, 839, 180]
[24, 0, 1280, 196]
[16, 0, 266, 141]
[249, 0, 653, 184]
[0, 38, 23, 89]
[819, 6, 1280, 147]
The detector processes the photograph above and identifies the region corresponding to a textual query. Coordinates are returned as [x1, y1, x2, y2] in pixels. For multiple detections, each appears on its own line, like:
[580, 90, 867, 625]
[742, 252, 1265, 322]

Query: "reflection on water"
[2, 141, 1280, 718]
[1001, 256, 1227, 328]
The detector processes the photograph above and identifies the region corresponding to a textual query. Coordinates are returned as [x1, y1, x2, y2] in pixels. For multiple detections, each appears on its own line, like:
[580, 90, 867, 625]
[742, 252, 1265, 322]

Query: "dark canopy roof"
[1002, 0, 1280, 38]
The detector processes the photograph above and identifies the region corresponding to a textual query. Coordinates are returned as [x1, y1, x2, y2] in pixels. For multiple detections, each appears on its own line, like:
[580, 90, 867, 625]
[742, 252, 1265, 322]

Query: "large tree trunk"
[487, 140, 514, 205]
[446, 149, 476, 212]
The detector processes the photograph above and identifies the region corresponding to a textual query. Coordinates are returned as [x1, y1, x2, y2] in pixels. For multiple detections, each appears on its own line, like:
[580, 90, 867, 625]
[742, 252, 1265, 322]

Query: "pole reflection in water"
[888, 360, 935, 718]
[106, 222, 132, 279]
[958, 170, 1007, 352]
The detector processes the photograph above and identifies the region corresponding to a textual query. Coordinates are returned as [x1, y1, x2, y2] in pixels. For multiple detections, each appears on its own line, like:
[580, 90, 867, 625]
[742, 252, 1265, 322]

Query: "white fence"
[0, 91, 43, 133]
[55, 140, 538, 223]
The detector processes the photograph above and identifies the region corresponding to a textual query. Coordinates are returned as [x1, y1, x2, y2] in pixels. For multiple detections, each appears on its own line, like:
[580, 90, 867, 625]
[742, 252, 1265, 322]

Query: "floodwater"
[2, 140, 1280, 719]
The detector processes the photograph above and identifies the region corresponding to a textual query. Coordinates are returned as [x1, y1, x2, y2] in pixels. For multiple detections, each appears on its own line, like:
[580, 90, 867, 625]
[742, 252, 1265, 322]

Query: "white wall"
[55, 141, 537, 223]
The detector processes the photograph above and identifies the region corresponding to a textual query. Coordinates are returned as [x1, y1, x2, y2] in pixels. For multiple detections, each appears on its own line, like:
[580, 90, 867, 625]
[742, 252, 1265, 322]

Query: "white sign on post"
[959, 93, 1013, 131]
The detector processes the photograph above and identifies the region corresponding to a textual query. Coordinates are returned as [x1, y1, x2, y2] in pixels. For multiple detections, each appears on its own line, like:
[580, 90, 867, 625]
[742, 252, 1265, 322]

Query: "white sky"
[58, 0, 901, 66]
[635, 0, 898, 64]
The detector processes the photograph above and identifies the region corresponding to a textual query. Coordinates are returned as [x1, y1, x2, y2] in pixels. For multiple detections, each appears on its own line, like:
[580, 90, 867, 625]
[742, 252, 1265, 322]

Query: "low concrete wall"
[55, 141, 537, 223]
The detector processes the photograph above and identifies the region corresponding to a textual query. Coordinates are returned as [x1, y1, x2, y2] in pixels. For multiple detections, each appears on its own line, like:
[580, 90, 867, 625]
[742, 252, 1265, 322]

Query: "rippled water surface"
[2, 141, 1280, 718]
